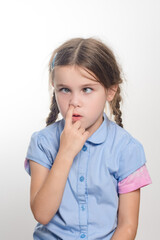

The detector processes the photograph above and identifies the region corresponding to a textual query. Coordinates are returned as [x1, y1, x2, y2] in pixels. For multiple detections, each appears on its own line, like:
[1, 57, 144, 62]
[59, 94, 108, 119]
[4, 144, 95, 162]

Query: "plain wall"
[0, 0, 159, 239]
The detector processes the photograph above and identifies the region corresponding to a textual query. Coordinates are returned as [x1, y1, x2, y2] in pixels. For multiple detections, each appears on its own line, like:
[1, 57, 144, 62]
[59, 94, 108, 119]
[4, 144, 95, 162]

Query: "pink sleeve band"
[118, 165, 152, 194]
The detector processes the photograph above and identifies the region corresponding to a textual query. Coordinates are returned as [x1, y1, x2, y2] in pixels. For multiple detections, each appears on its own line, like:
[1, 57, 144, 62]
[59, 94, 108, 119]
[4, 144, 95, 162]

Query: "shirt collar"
[86, 112, 108, 145]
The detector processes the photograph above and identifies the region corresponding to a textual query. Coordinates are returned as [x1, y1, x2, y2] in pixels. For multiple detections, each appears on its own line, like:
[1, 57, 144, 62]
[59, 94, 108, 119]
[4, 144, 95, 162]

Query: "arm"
[30, 105, 89, 225]
[30, 152, 73, 225]
[111, 189, 140, 240]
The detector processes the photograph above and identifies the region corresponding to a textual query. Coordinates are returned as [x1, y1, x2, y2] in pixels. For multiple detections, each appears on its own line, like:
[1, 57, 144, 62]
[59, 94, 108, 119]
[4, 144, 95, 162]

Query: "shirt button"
[81, 205, 85, 211]
[80, 233, 86, 238]
[82, 145, 87, 151]
[79, 176, 84, 182]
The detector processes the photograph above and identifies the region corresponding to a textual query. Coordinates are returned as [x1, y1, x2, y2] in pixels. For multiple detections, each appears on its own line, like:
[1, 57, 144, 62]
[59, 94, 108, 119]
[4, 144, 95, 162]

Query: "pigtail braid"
[46, 91, 59, 126]
[110, 86, 123, 128]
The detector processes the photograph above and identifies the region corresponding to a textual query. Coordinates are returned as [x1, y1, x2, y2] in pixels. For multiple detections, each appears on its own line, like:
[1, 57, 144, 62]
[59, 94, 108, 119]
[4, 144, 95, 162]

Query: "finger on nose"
[65, 105, 74, 124]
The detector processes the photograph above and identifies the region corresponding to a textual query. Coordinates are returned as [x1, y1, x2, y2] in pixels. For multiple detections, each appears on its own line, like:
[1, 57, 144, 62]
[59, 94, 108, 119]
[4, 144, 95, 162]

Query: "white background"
[0, 0, 159, 239]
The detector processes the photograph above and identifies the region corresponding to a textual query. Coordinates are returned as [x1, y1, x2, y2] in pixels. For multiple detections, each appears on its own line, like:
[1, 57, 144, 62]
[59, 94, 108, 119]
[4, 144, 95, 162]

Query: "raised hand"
[58, 105, 89, 159]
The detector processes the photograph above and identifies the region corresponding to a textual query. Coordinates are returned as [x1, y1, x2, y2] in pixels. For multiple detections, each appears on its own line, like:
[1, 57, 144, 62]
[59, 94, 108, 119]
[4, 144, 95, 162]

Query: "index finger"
[65, 105, 75, 126]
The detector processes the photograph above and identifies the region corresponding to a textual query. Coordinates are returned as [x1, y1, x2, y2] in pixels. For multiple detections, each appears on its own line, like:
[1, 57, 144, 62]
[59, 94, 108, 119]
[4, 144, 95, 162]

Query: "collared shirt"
[25, 113, 149, 240]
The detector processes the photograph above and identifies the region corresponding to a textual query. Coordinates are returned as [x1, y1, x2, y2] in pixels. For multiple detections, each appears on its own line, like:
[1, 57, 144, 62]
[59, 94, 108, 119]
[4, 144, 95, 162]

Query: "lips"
[73, 114, 82, 117]
[72, 114, 82, 121]
[72, 113, 82, 117]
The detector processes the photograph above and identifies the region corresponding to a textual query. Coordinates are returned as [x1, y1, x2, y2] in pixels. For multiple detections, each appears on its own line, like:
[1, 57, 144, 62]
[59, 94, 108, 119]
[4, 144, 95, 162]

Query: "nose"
[69, 92, 81, 107]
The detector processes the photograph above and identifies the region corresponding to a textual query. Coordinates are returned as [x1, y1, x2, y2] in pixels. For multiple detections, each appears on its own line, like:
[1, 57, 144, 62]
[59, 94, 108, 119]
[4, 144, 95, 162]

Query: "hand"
[58, 105, 89, 159]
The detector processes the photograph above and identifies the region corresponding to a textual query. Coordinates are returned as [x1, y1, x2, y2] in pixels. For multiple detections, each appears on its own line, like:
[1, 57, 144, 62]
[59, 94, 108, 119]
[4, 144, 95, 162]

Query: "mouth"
[72, 114, 82, 121]
[72, 114, 82, 117]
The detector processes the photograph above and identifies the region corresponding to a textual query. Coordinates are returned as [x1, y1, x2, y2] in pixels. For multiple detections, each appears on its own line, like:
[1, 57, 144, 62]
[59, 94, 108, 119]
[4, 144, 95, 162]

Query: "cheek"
[89, 95, 106, 113]
[56, 94, 69, 116]
[87, 93, 106, 106]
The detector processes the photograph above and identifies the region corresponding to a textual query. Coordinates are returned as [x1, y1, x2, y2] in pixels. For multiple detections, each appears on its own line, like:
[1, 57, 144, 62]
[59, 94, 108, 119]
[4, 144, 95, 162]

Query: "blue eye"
[83, 88, 92, 93]
[60, 88, 70, 93]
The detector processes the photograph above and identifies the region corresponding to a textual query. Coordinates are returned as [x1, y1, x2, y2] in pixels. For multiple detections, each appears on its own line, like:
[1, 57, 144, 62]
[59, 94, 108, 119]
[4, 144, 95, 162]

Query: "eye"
[59, 88, 70, 93]
[83, 87, 93, 93]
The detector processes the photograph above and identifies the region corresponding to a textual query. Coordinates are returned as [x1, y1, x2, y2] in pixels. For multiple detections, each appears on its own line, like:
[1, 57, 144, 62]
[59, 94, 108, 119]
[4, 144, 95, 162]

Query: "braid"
[109, 86, 123, 128]
[46, 91, 59, 126]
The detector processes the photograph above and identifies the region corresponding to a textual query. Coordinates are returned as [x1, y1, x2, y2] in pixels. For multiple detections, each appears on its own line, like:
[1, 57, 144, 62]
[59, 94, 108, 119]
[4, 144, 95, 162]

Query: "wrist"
[57, 149, 74, 164]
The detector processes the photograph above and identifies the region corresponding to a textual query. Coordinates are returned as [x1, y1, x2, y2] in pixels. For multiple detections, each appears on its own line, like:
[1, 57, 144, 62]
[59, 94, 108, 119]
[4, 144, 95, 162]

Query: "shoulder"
[106, 117, 144, 152]
[39, 118, 64, 136]
[30, 118, 65, 147]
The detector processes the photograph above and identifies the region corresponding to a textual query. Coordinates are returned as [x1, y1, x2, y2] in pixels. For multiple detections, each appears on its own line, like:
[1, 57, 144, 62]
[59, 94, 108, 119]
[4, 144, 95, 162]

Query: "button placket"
[77, 144, 89, 239]
[81, 204, 86, 211]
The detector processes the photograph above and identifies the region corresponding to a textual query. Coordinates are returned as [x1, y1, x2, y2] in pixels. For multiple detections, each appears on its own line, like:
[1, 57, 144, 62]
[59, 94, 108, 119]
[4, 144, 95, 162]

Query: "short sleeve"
[116, 137, 147, 182]
[24, 132, 54, 176]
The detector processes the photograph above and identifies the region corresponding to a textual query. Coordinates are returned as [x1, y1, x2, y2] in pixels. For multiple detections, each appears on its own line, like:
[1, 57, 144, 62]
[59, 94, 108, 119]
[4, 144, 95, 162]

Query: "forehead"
[54, 65, 99, 84]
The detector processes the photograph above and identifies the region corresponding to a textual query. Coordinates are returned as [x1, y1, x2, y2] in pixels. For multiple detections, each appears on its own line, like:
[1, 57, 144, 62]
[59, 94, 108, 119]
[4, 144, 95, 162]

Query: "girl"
[25, 38, 152, 240]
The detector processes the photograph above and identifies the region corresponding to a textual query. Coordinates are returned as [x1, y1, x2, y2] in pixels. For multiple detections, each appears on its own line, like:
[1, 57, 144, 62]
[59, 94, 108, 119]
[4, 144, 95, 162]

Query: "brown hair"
[46, 37, 123, 127]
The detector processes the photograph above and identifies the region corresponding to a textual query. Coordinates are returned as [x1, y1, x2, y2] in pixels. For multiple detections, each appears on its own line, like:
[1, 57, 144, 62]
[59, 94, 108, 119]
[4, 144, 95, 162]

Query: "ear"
[106, 84, 118, 102]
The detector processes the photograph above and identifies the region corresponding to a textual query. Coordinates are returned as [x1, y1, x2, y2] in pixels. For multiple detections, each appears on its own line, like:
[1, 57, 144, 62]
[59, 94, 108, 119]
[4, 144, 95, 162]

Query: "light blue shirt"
[25, 113, 146, 240]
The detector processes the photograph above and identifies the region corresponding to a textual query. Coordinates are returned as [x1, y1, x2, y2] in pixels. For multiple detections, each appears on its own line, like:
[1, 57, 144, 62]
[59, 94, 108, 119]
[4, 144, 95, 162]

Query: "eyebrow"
[55, 83, 99, 88]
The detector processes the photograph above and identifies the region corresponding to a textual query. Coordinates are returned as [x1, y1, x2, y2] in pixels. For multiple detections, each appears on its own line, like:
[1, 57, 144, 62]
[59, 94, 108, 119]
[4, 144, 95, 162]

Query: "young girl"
[25, 37, 152, 240]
